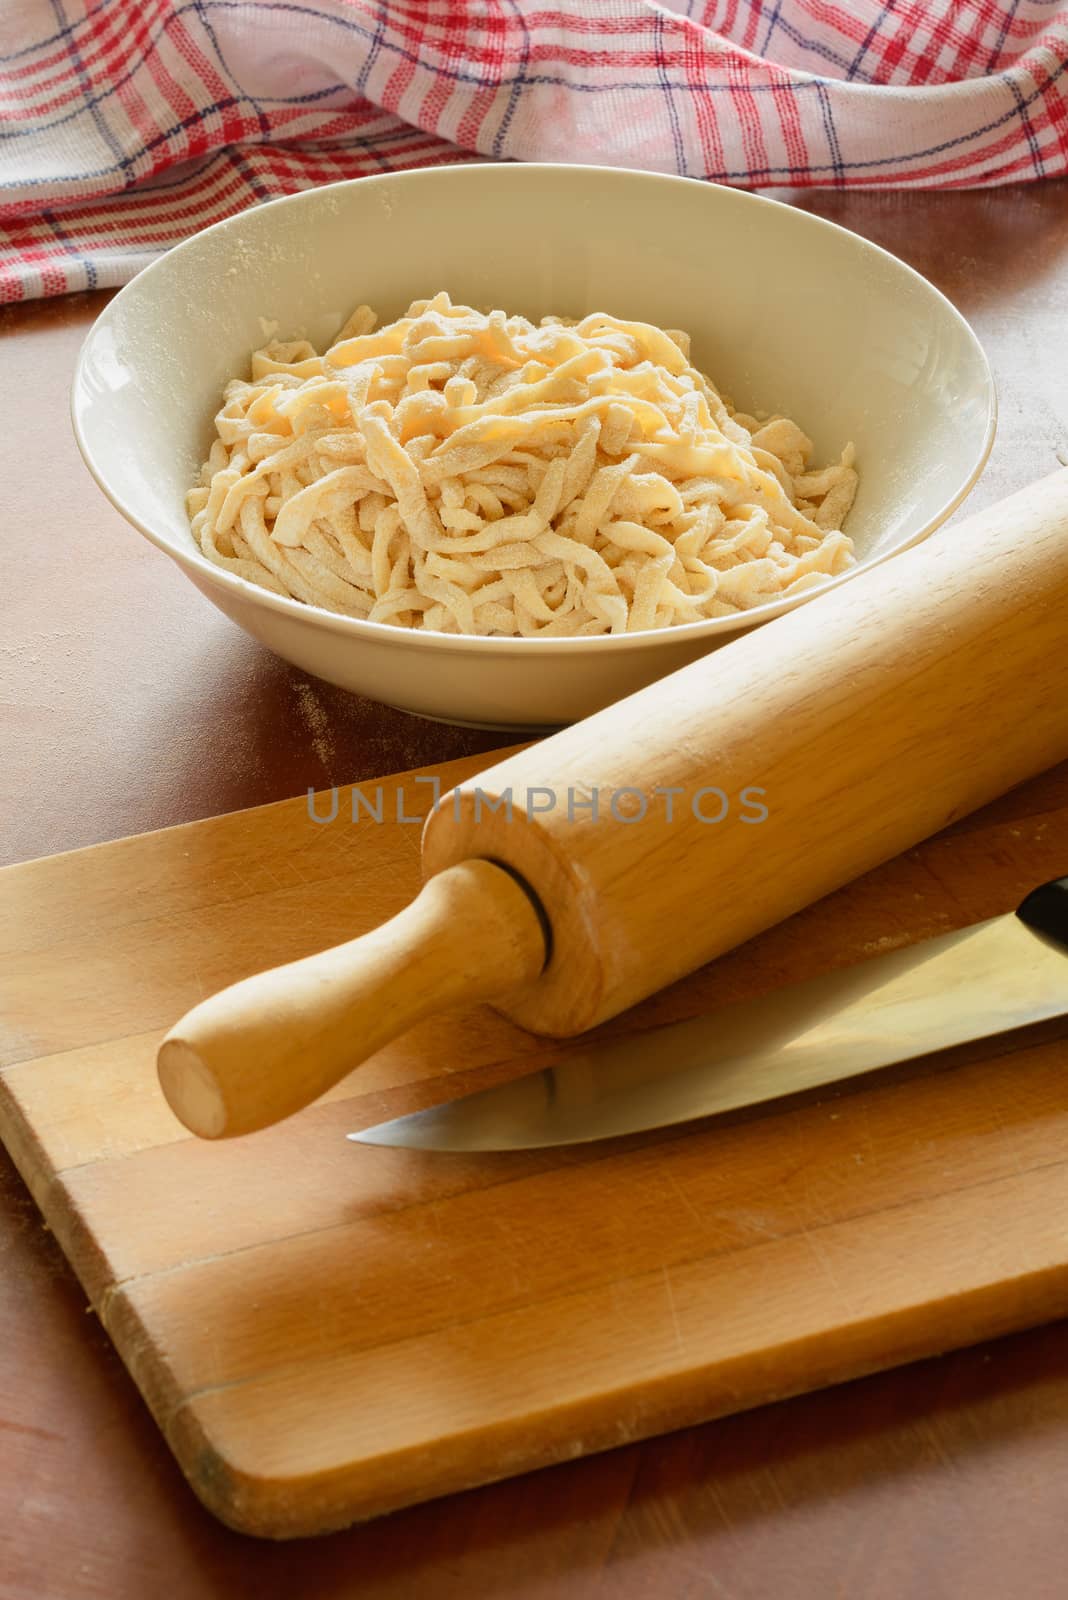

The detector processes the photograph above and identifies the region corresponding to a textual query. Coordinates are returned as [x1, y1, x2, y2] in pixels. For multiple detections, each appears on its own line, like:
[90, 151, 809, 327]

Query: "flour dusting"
[295, 680, 335, 769]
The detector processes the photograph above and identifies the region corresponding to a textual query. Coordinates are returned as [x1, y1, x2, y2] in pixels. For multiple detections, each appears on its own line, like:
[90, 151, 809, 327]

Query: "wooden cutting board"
[3, 749, 1068, 1540]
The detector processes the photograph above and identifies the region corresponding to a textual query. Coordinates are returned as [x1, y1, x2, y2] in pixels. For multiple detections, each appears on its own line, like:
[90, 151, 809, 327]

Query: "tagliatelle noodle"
[188, 293, 859, 636]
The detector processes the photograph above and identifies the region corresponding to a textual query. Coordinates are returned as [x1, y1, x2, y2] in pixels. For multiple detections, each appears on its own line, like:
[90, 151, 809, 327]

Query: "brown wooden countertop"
[2, 182, 1068, 1599]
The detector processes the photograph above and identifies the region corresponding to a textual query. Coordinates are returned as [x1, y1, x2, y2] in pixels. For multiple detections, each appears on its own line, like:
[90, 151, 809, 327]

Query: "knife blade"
[349, 876, 1068, 1153]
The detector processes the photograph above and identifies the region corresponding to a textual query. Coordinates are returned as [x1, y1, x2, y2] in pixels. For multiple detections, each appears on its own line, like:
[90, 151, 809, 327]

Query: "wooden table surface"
[3, 183, 1068, 1598]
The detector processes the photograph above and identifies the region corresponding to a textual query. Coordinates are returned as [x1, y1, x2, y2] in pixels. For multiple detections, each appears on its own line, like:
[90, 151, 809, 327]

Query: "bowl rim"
[71, 161, 998, 659]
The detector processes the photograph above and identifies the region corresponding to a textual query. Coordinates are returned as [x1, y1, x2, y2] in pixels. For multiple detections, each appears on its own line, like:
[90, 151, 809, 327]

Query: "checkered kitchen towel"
[2, 1, 1067, 301]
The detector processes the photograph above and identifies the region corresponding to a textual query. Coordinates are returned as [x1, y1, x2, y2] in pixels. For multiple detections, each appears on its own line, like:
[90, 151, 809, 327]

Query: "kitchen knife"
[350, 876, 1068, 1152]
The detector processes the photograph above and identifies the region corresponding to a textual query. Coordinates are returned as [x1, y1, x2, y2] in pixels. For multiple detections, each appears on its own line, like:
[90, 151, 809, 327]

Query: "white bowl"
[72, 164, 995, 730]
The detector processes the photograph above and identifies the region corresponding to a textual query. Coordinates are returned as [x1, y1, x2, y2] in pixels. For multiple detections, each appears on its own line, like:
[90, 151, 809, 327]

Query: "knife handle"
[156, 860, 547, 1138]
[1016, 877, 1068, 952]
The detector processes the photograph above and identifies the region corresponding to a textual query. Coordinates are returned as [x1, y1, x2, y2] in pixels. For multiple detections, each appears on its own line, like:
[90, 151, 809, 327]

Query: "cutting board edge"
[0, 1077, 120, 1311]
[0, 742, 528, 888]
[160, 1261, 1068, 1539]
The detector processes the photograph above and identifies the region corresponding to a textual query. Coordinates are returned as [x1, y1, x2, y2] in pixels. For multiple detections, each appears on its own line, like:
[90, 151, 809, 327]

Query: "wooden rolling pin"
[159, 470, 1068, 1139]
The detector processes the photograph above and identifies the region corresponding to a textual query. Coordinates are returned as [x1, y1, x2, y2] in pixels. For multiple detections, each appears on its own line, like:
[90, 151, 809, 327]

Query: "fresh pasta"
[188, 292, 858, 636]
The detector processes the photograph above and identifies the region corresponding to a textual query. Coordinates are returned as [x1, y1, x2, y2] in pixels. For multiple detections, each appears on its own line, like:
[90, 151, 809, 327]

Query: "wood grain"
[3, 181, 1068, 1597]
[427, 470, 1068, 1034]
[3, 744, 1068, 1537]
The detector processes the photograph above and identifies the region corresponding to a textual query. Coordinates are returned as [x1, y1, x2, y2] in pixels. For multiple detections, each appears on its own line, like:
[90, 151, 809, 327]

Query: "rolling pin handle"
[1016, 876, 1068, 954]
[156, 858, 548, 1139]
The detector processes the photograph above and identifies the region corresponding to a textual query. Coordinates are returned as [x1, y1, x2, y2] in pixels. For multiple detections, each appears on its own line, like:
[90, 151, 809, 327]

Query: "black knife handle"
[1016, 877, 1068, 952]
